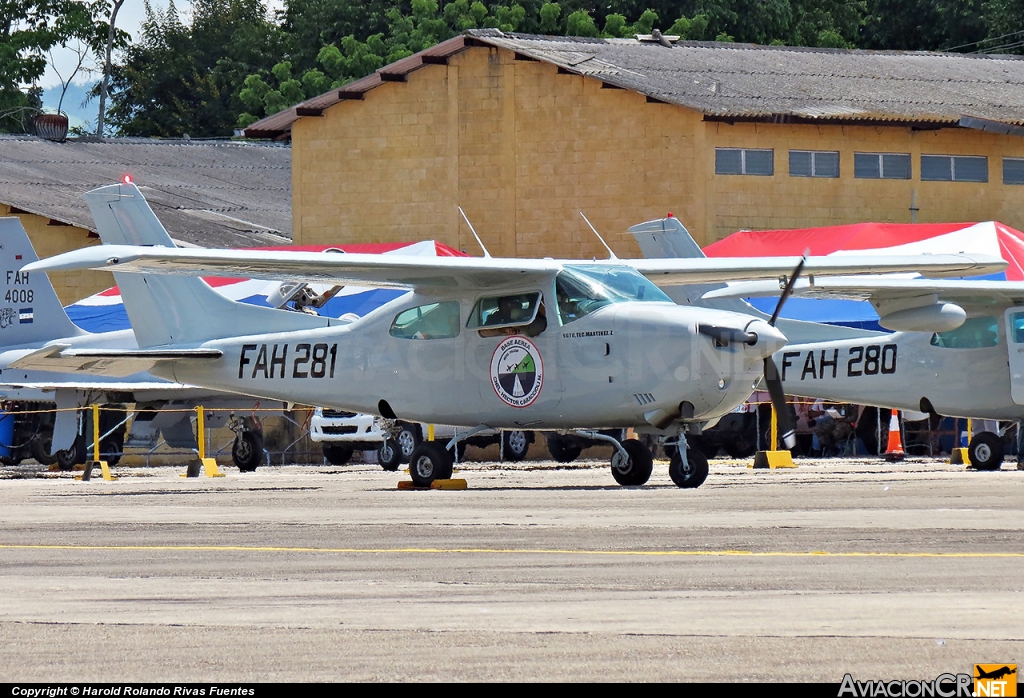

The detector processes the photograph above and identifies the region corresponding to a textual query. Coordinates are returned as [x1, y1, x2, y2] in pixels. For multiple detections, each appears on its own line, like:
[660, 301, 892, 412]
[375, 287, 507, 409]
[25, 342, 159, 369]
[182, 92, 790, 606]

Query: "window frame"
[788, 149, 840, 178]
[920, 154, 988, 183]
[715, 147, 775, 176]
[388, 300, 462, 340]
[1003, 157, 1024, 185]
[853, 152, 912, 180]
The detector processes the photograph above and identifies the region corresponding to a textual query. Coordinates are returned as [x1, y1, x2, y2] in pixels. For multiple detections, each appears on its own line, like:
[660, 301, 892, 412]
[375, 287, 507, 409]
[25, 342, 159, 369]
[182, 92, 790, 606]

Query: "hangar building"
[247, 29, 1024, 258]
[0, 136, 291, 303]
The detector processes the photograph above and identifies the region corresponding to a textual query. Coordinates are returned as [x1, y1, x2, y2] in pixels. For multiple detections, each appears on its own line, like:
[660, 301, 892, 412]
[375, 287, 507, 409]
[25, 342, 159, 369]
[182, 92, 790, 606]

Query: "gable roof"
[246, 29, 1024, 140]
[0, 136, 292, 247]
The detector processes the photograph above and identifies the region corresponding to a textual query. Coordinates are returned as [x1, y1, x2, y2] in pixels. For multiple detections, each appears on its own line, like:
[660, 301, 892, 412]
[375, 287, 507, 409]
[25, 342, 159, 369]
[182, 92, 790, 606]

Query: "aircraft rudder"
[0, 217, 83, 346]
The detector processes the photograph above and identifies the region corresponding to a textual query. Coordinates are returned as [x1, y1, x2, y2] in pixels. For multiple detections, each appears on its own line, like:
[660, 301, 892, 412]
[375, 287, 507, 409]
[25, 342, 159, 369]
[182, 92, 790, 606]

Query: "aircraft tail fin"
[83, 182, 329, 348]
[0, 217, 84, 346]
[628, 216, 706, 260]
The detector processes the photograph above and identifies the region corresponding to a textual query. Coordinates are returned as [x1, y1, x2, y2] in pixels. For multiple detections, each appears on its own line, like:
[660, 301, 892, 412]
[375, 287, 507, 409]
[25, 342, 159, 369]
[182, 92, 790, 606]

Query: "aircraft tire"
[669, 448, 709, 489]
[610, 439, 653, 486]
[56, 434, 86, 471]
[723, 436, 756, 459]
[546, 434, 582, 463]
[377, 438, 402, 471]
[232, 431, 264, 472]
[968, 432, 1004, 471]
[101, 435, 124, 467]
[408, 442, 453, 487]
[322, 444, 353, 466]
[396, 422, 422, 463]
[501, 430, 531, 462]
[30, 432, 57, 466]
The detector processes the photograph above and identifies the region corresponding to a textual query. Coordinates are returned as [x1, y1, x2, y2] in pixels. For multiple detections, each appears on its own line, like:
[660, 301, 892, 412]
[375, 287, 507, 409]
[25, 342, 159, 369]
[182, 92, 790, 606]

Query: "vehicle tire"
[689, 434, 720, 459]
[377, 438, 402, 471]
[56, 434, 86, 471]
[723, 435, 756, 459]
[322, 444, 353, 465]
[501, 430, 530, 462]
[407, 442, 453, 487]
[669, 448, 709, 489]
[232, 431, 264, 472]
[546, 434, 582, 463]
[396, 422, 422, 463]
[610, 439, 654, 486]
[100, 434, 124, 467]
[968, 432, 1004, 471]
[30, 431, 56, 466]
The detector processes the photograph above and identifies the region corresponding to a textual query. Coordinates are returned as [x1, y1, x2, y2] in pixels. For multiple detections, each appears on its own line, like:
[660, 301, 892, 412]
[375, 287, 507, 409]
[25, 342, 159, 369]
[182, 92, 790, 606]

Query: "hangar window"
[1003, 158, 1024, 185]
[789, 150, 839, 178]
[389, 301, 461, 340]
[929, 315, 999, 349]
[921, 155, 988, 182]
[715, 148, 774, 176]
[854, 153, 911, 179]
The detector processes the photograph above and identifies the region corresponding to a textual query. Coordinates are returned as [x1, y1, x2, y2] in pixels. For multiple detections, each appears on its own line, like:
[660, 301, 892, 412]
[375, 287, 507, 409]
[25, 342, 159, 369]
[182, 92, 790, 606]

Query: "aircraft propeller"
[763, 258, 806, 450]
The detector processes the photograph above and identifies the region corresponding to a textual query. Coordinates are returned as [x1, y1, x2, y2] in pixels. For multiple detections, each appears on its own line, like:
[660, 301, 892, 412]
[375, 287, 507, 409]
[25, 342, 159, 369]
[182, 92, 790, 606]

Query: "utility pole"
[96, 0, 125, 138]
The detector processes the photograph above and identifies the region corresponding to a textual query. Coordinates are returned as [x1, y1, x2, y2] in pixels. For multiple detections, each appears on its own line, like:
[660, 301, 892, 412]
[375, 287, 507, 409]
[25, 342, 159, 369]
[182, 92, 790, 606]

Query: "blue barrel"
[0, 411, 14, 458]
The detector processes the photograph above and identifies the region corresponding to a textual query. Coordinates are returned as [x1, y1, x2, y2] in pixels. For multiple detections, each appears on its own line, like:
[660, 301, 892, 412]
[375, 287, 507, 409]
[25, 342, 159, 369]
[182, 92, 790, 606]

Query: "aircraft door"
[1005, 308, 1024, 404]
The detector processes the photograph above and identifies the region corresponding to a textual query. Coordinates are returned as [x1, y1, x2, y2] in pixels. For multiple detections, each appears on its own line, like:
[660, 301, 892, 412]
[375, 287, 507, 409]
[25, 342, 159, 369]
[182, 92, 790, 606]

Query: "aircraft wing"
[10, 344, 223, 377]
[24, 245, 1006, 291]
[703, 277, 1024, 310]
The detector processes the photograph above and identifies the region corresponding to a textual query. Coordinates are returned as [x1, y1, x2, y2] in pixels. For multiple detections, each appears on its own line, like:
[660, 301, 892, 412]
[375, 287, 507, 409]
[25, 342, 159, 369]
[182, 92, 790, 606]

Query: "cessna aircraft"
[703, 274, 1024, 469]
[630, 214, 1024, 470]
[18, 183, 1006, 488]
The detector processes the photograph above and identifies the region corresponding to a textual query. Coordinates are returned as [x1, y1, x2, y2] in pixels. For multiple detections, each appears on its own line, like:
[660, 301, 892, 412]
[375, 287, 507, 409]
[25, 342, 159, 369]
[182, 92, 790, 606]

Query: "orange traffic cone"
[884, 409, 905, 462]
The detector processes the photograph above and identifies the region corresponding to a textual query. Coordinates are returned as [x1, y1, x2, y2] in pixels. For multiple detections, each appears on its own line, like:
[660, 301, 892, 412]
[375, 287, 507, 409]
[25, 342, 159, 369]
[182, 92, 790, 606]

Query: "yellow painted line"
[0, 544, 1022, 558]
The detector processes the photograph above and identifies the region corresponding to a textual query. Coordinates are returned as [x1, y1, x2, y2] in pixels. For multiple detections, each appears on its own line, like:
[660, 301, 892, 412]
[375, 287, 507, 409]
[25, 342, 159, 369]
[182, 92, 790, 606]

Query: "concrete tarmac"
[0, 456, 1021, 682]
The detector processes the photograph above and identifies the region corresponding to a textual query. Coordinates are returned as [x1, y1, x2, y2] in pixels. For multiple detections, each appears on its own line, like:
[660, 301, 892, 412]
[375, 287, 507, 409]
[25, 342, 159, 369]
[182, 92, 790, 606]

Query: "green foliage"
[0, 0, 111, 132]
[566, 9, 598, 36]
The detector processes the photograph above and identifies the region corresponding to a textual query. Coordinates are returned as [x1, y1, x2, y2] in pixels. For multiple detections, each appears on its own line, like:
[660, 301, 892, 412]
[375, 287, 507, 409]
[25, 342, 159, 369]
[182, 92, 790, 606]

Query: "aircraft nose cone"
[745, 320, 788, 358]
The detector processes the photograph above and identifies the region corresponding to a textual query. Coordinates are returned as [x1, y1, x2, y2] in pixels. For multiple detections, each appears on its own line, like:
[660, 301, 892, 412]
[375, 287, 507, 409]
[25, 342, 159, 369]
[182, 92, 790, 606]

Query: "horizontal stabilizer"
[11, 344, 222, 376]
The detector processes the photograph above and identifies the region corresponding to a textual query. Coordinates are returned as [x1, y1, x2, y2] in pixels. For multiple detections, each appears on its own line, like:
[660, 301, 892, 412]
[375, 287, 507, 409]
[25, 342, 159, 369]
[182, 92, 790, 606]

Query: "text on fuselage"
[238, 342, 338, 379]
[781, 344, 897, 381]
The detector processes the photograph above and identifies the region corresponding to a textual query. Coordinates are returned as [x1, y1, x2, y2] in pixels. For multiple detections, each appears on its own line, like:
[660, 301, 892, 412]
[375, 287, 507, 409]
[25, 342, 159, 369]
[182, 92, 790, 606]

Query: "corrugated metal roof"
[246, 30, 1024, 138]
[0, 136, 292, 247]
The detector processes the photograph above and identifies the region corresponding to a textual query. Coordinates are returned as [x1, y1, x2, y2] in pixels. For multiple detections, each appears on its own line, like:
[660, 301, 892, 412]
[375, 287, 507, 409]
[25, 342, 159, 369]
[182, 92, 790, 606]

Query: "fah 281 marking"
[781, 344, 897, 381]
[239, 342, 337, 379]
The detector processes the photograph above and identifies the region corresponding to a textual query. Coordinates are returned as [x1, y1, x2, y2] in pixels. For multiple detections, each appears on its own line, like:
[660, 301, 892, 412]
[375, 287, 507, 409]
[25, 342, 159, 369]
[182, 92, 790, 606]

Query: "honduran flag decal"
[19, 307, 33, 324]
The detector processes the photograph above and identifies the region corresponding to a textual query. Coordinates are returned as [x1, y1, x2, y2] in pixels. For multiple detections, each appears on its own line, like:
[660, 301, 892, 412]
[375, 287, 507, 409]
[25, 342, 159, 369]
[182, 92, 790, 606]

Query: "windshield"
[555, 265, 672, 324]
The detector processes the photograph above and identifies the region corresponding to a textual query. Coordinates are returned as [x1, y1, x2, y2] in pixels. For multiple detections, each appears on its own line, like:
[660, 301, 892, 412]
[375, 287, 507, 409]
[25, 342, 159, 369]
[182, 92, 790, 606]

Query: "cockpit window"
[1009, 312, 1024, 344]
[389, 301, 461, 340]
[930, 315, 999, 349]
[555, 264, 672, 324]
[467, 292, 542, 330]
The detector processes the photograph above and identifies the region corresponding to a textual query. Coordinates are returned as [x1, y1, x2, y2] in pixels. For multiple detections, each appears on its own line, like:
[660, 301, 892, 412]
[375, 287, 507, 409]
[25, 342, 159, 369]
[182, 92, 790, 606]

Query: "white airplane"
[704, 274, 1024, 469]
[18, 183, 1005, 488]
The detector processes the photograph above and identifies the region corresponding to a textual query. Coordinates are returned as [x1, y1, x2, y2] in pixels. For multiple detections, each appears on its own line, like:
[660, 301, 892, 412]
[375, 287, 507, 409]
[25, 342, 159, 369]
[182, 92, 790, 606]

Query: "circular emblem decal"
[490, 336, 544, 408]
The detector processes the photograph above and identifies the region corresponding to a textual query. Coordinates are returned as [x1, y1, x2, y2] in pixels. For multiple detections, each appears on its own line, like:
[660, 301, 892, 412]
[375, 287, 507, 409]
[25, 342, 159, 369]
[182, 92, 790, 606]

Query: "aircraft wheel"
[502, 430, 531, 461]
[968, 432, 1004, 471]
[610, 439, 654, 486]
[232, 431, 264, 472]
[30, 432, 57, 466]
[396, 422, 422, 463]
[101, 434, 124, 467]
[377, 438, 402, 471]
[322, 444, 353, 466]
[669, 448, 709, 489]
[408, 442, 453, 487]
[56, 434, 86, 471]
[546, 434, 582, 463]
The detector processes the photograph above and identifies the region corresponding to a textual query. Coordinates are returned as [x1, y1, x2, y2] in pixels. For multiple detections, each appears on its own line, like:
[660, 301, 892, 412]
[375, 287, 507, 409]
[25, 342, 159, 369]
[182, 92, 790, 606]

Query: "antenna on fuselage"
[580, 211, 618, 260]
[458, 206, 491, 258]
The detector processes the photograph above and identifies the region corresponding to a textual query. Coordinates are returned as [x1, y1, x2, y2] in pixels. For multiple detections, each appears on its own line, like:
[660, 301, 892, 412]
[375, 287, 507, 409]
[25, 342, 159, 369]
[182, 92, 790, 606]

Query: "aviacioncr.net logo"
[838, 673, 973, 697]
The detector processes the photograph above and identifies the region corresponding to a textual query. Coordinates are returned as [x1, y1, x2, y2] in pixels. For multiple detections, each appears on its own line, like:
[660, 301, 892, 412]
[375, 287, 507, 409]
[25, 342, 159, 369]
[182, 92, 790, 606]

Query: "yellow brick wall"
[0, 208, 107, 305]
[292, 44, 1024, 253]
[704, 121, 1024, 242]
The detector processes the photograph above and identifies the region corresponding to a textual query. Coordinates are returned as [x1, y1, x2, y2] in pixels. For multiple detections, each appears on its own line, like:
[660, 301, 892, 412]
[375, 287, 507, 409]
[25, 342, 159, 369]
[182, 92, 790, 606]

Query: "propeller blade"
[768, 257, 807, 327]
[698, 324, 758, 346]
[764, 356, 797, 449]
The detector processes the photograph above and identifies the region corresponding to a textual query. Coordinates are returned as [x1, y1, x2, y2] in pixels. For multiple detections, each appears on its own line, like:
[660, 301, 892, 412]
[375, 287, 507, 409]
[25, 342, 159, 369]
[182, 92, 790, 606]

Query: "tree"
[0, 0, 100, 132]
